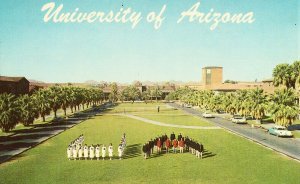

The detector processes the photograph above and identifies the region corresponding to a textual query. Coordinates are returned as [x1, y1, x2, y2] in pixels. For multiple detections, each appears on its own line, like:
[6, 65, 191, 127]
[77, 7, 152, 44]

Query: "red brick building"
[0, 76, 29, 95]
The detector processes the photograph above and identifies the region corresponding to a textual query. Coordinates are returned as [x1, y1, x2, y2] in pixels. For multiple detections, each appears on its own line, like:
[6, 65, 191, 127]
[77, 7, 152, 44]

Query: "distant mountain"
[28, 79, 46, 83]
[84, 80, 100, 85]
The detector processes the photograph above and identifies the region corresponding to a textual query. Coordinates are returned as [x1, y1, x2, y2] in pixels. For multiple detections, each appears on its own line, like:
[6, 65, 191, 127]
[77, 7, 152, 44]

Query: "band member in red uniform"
[178, 138, 185, 153]
[156, 138, 162, 154]
[172, 138, 178, 153]
[165, 137, 171, 153]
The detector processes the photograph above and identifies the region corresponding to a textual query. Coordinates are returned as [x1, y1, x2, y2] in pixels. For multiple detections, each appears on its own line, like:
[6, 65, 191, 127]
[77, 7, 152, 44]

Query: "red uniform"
[173, 140, 178, 148]
[165, 139, 171, 148]
[157, 140, 162, 148]
[179, 140, 185, 147]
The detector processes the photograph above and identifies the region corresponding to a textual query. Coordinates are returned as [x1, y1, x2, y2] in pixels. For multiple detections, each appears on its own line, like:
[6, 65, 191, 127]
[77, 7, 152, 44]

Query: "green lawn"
[1, 103, 300, 184]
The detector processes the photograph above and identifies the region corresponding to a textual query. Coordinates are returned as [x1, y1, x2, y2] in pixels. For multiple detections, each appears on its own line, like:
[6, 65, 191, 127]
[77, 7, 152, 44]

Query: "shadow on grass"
[202, 149, 216, 158]
[143, 148, 216, 159]
[123, 144, 142, 159]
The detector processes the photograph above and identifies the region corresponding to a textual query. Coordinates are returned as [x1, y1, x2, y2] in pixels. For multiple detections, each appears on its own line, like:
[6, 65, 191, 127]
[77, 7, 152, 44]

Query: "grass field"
[1, 103, 300, 184]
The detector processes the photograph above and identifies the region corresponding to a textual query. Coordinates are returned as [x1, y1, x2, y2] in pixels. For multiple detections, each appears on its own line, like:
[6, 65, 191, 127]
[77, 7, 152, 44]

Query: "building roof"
[202, 66, 223, 69]
[262, 78, 273, 83]
[0, 76, 28, 82]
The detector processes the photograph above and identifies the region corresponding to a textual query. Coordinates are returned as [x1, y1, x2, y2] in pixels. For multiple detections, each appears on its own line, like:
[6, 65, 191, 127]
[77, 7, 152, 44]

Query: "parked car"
[268, 125, 293, 137]
[185, 104, 192, 108]
[216, 109, 225, 114]
[202, 112, 214, 118]
[231, 115, 247, 124]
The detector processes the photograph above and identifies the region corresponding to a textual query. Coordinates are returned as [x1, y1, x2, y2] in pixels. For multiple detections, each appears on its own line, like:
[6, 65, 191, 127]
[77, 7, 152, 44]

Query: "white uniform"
[89, 146, 95, 159]
[78, 147, 83, 159]
[84, 146, 89, 159]
[67, 147, 72, 160]
[95, 147, 100, 159]
[108, 146, 113, 158]
[102, 146, 106, 159]
[118, 145, 123, 158]
[72, 147, 78, 160]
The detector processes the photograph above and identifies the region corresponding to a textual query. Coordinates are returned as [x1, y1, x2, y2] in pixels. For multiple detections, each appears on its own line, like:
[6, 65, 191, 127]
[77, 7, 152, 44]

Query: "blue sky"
[0, 0, 299, 83]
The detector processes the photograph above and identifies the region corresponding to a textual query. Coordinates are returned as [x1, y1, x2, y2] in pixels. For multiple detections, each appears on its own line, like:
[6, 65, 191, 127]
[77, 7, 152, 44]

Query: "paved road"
[0, 104, 110, 164]
[118, 113, 221, 129]
[169, 103, 300, 161]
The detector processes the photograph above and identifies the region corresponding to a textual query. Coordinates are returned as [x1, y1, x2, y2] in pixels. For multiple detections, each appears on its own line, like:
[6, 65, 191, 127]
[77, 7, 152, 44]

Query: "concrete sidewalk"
[118, 113, 221, 130]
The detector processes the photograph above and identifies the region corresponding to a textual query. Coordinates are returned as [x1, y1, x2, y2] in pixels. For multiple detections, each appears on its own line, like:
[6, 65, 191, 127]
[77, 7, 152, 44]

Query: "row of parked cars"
[201, 112, 293, 137]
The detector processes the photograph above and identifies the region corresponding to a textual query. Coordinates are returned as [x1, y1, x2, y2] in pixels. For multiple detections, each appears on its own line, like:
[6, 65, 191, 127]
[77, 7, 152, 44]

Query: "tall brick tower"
[202, 66, 223, 86]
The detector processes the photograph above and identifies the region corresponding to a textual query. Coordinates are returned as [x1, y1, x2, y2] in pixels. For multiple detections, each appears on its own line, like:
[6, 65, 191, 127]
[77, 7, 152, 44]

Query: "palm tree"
[151, 85, 163, 102]
[269, 88, 298, 126]
[123, 85, 140, 103]
[291, 61, 300, 87]
[18, 94, 39, 126]
[61, 87, 70, 116]
[273, 63, 293, 89]
[291, 61, 300, 110]
[49, 86, 62, 118]
[33, 89, 51, 122]
[0, 93, 20, 132]
[247, 88, 267, 120]
[142, 89, 151, 104]
[109, 82, 118, 102]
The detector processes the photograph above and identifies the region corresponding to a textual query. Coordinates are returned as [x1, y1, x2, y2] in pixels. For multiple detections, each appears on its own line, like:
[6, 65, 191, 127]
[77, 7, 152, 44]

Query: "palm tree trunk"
[42, 115, 45, 122]
[64, 108, 67, 116]
[54, 110, 57, 118]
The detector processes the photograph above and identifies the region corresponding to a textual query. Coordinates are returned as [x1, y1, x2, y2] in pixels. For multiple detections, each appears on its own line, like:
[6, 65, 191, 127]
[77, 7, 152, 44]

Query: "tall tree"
[109, 82, 118, 102]
[61, 87, 70, 116]
[18, 94, 39, 126]
[0, 93, 20, 132]
[123, 85, 141, 103]
[151, 85, 163, 102]
[269, 88, 298, 126]
[247, 88, 267, 120]
[273, 63, 295, 89]
[49, 86, 62, 118]
[33, 89, 51, 122]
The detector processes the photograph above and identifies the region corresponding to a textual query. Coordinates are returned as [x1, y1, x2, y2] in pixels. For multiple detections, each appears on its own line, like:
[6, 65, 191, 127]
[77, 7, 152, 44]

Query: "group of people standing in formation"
[142, 132, 204, 159]
[67, 134, 126, 160]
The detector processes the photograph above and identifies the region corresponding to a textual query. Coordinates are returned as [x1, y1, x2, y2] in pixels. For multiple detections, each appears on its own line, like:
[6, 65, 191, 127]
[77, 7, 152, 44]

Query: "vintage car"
[231, 115, 247, 124]
[202, 112, 214, 118]
[268, 125, 293, 137]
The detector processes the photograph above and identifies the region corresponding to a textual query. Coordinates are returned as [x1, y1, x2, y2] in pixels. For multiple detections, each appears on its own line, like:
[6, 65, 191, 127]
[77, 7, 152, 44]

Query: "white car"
[231, 115, 247, 124]
[268, 125, 293, 137]
[202, 112, 214, 118]
[185, 104, 192, 108]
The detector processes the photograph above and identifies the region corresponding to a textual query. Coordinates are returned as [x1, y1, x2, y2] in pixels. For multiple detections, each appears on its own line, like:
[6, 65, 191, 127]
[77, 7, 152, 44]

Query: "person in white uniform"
[108, 143, 113, 160]
[72, 146, 78, 160]
[83, 144, 89, 160]
[118, 144, 123, 160]
[67, 146, 72, 160]
[78, 146, 83, 160]
[89, 145, 95, 160]
[102, 145, 106, 160]
[95, 144, 100, 160]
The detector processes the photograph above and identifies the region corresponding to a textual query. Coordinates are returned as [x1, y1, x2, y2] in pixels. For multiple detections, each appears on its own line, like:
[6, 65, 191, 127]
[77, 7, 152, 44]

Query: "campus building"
[182, 66, 276, 93]
[0, 76, 30, 95]
[202, 66, 223, 86]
